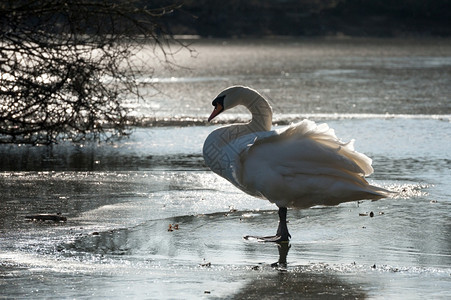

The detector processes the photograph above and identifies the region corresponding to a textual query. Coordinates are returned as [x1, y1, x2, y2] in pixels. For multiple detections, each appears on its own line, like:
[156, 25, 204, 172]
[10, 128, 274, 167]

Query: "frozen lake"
[1, 38, 450, 299]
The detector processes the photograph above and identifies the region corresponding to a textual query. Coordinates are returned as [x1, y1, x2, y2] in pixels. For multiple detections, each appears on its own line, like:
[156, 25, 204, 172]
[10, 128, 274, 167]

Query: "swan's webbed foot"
[244, 234, 290, 243]
[243, 207, 291, 243]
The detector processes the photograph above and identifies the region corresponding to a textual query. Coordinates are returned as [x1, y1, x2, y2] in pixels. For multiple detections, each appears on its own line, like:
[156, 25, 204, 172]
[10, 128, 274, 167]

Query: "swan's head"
[208, 86, 259, 122]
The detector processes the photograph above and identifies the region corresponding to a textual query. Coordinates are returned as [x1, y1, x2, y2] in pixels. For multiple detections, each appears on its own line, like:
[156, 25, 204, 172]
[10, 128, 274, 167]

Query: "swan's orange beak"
[208, 103, 223, 122]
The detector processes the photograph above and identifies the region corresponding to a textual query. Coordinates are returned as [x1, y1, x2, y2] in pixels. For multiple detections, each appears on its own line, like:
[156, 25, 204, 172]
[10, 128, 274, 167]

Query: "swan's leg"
[244, 207, 291, 243]
[276, 207, 291, 241]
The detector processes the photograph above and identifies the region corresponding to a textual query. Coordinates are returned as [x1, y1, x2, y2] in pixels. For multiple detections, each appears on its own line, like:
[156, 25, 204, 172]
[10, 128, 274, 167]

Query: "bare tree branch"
[0, 0, 184, 145]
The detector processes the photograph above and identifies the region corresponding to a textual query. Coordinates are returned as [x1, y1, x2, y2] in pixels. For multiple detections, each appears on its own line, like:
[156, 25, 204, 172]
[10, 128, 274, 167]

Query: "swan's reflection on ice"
[270, 242, 290, 269]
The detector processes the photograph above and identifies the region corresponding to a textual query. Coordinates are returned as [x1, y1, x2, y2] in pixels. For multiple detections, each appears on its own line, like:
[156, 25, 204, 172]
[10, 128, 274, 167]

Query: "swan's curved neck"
[241, 93, 273, 133]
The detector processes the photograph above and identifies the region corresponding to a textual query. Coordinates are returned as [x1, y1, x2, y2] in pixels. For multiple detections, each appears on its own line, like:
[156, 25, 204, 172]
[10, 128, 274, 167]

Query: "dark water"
[1, 38, 450, 299]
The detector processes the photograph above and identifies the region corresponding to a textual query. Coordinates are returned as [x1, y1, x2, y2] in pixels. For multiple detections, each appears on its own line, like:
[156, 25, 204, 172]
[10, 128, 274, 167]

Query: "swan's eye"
[212, 95, 225, 107]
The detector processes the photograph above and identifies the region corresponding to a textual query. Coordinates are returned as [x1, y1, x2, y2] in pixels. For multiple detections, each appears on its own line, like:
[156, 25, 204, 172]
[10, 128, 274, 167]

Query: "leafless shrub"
[0, 0, 183, 144]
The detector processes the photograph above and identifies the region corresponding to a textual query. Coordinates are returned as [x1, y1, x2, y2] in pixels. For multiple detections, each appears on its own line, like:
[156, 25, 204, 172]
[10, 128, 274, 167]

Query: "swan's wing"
[239, 120, 386, 208]
[282, 120, 374, 175]
[252, 119, 374, 176]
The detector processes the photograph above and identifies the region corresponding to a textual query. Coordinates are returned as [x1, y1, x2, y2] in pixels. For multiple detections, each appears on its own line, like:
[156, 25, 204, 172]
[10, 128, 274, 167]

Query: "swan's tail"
[367, 184, 397, 199]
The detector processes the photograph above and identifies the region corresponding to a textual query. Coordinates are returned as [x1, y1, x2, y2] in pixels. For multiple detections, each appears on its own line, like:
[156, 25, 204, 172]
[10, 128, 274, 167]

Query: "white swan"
[203, 86, 391, 242]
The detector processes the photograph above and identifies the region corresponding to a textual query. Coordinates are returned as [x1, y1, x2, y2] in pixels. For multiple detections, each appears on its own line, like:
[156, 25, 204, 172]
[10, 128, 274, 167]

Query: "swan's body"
[203, 86, 390, 241]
